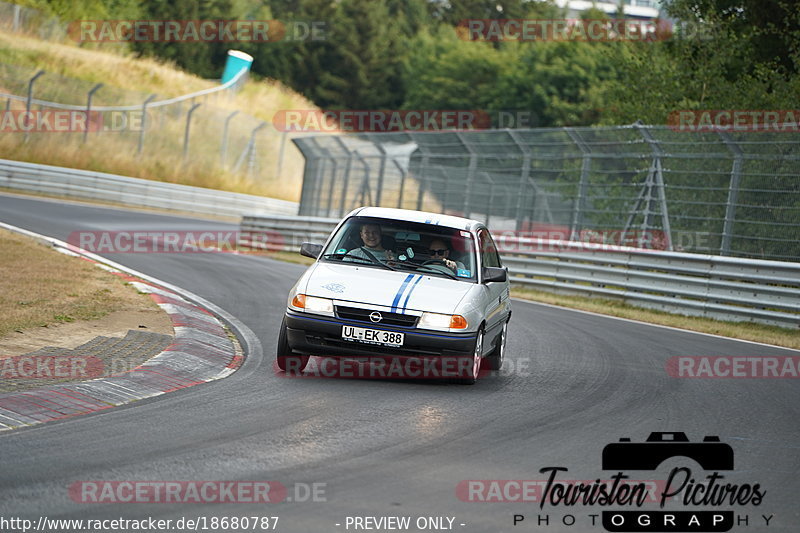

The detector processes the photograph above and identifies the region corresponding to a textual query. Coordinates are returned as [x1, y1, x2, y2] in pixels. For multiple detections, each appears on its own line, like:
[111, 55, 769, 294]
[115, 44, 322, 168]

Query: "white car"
[277, 207, 511, 384]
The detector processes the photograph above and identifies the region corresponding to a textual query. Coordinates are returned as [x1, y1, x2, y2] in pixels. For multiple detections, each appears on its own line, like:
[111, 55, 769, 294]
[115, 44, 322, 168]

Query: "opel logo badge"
[369, 311, 383, 323]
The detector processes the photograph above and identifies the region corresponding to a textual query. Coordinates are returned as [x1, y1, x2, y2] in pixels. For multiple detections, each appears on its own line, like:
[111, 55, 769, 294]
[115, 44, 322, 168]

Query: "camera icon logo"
[602, 432, 734, 471]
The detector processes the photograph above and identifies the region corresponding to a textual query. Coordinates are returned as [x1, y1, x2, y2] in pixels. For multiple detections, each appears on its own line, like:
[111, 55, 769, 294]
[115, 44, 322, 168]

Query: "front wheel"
[484, 321, 507, 371]
[276, 318, 309, 373]
[454, 329, 483, 385]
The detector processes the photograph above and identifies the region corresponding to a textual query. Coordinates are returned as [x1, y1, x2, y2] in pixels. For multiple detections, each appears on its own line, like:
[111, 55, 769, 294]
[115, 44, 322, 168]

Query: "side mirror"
[300, 242, 323, 259]
[482, 266, 507, 283]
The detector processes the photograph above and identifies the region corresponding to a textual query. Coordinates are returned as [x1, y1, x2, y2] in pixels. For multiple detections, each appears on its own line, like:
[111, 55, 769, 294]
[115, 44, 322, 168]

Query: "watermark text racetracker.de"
[668, 109, 800, 132]
[667, 356, 800, 378]
[276, 354, 532, 380]
[67, 230, 284, 254]
[68, 19, 326, 43]
[68, 480, 325, 504]
[272, 109, 491, 133]
[457, 18, 695, 42]
[489, 229, 712, 253]
[1, 110, 153, 134]
[0, 354, 104, 379]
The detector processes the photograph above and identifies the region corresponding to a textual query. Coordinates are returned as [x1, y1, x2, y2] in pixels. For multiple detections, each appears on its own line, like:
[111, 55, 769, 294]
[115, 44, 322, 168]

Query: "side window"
[478, 229, 501, 268]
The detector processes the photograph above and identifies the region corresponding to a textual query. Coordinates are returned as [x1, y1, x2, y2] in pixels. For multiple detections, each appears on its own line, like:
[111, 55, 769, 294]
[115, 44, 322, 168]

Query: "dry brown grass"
[512, 286, 800, 350]
[0, 31, 211, 97]
[0, 229, 163, 339]
[0, 29, 314, 202]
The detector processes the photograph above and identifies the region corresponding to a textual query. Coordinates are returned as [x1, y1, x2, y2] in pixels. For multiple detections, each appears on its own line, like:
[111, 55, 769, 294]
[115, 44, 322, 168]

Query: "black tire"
[276, 318, 309, 373]
[453, 329, 483, 385]
[485, 320, 508, 371]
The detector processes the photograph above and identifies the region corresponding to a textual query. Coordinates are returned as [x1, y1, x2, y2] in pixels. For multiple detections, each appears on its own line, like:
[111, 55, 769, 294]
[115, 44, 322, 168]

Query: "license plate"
[342, 325, 404, 347]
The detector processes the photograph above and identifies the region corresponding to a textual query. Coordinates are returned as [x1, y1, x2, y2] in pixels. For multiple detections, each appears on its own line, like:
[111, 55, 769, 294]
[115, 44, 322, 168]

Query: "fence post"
[220, 111, 239, 168]
[413, 139, 431, 211]
[232, 121, 266, 174]
[565, 127, 591, 241]
[456, 132, 476, 218]
[718, 131, 743, 256]
[334, 137, 353, 216]
[276, 130, 288, 179]
[481, 172, 495, 227]
[631, 122, 673, 250]
[183, 102, 201, 162]
[298, 136, 323, 215]
[24, 70, 45, 142]
[83, 83, 103, 144]
[395, 159, 408, 209]
[374, 142, 388, 206]
[325, 152, 339, 218]
[137, 94, 157, 155]
[508, 130, 532, 232]
[12, 3, 20, 32]
[355, 151, 372, 205]
[250, 122, 268, 177]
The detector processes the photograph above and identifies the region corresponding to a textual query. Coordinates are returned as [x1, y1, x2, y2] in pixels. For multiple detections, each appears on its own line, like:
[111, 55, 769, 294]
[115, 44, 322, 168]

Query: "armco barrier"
[239, 214, 800, 328]
[0, 159, 298, 218]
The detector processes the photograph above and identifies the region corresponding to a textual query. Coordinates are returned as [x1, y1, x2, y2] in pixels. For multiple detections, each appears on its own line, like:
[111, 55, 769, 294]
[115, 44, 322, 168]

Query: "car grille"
[335, 306, 418, 328]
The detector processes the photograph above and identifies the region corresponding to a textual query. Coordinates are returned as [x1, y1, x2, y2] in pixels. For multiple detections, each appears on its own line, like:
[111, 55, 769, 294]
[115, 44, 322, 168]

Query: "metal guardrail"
[0, 159, 298, 218]
[239, 214, 800, 328]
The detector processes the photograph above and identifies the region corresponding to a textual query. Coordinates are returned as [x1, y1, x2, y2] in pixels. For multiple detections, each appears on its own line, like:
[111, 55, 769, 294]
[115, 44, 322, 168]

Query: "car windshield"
[321, 216, 477, 282]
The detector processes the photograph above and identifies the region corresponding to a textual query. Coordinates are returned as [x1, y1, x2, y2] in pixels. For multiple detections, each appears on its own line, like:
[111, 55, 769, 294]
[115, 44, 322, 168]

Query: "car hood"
[305, 262, 473, 315]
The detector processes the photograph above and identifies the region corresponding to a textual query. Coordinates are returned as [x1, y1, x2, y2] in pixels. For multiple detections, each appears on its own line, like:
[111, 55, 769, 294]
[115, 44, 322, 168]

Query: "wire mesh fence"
[293, 125, 800, 261]
[0, 61, 296, 183]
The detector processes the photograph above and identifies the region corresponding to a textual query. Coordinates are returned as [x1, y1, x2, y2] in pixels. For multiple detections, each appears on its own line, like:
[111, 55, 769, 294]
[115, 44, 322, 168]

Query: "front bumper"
[284, 310, 477, 358]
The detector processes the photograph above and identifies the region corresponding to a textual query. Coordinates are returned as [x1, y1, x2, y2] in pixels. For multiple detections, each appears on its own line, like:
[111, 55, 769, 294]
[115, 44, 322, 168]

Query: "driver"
[427, 238, 464, 273]
[347, 223, 396, 262]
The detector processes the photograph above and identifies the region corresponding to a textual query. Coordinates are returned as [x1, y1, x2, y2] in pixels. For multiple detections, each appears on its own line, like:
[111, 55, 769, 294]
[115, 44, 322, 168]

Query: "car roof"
[348, 207, 484, 232]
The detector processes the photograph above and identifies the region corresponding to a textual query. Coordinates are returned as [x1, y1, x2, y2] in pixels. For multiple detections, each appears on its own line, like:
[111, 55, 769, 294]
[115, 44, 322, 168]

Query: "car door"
[477, 228, 509, 350]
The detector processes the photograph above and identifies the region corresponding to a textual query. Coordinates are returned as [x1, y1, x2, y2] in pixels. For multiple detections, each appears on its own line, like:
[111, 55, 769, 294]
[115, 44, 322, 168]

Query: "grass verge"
[512, 286, 799, 350]
[0, 229, 163, 339]
[251, 250, 315, 266]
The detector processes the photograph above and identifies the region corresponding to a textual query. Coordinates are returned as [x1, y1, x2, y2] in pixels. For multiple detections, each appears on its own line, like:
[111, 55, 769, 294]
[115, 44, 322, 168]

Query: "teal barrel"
[221, 50, 254, 84]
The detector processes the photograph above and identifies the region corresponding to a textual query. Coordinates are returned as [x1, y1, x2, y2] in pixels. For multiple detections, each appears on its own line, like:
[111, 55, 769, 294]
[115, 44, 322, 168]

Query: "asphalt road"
[1, 192, 798, 533]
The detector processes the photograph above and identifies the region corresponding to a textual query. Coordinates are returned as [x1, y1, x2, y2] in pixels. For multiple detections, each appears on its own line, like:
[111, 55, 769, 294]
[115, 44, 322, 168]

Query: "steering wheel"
[421, 259, 445, 266]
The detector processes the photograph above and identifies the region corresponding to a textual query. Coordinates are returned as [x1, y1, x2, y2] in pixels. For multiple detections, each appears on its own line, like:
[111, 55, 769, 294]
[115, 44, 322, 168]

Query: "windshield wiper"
[406, 264, 459, 280]
[322, 252, 398, 271]
[322, 252, 373, 264]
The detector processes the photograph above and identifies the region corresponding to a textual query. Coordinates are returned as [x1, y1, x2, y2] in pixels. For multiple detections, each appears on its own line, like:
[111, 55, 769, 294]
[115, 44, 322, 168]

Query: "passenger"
[347, 223, 395, 262]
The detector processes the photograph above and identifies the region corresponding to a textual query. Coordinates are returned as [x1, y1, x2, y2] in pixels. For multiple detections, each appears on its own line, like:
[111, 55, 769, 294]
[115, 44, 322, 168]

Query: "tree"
[664, 0, 800, 75]
[491, 41, 619, 127]
[132, 0, 233, 79]
[303, 0, 406, 109]
[402, 27, 512, 112]
[599, 0, 800, 125]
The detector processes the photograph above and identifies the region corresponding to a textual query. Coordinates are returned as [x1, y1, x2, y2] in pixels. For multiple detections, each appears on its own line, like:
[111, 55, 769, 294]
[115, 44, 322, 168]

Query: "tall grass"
[0, 29, 314, 201]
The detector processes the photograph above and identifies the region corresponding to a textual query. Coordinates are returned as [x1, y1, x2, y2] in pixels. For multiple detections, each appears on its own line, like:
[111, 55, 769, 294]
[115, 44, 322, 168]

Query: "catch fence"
[293, 125, 800, 261]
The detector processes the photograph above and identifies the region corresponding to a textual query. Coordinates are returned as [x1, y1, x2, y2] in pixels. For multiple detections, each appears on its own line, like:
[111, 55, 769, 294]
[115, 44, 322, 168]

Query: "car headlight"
[288, 293, 334, 316]
[418, 312, 468, 331]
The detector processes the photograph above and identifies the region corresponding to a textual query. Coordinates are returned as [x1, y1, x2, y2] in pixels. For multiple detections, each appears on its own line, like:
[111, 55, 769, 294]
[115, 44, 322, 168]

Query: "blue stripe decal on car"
[400, 275, 423, 312]
[391, 274, 415, 312]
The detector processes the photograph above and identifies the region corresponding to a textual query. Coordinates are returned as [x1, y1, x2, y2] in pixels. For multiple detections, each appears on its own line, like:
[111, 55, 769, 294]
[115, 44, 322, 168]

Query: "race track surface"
[1, 193, 798, 533]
